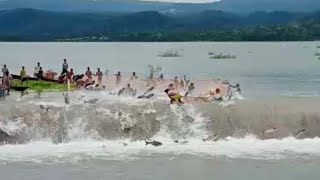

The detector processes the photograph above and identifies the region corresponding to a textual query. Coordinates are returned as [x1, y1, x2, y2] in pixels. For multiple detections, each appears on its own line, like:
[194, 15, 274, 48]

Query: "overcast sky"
[140, 0, 220, 3]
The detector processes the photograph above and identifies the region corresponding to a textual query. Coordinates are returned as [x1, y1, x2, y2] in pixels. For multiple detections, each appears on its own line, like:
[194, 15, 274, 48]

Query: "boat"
[10, 74, 63, 83]
[40, 77, 64, 84]
[10, 74, 38, 81]
[10, 86, 29, 92]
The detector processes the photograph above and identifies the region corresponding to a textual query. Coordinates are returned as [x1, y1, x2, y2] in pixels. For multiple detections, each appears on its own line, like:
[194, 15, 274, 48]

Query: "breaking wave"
[1, 92, 320, 162]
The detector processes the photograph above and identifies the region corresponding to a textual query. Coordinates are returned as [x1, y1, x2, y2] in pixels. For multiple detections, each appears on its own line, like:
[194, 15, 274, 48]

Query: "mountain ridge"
[0, 0, 320, 14]
[0, 8, 319, 41]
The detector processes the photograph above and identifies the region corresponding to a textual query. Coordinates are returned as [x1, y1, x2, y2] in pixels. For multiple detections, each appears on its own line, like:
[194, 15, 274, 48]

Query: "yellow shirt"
[20, 70, 26, 78]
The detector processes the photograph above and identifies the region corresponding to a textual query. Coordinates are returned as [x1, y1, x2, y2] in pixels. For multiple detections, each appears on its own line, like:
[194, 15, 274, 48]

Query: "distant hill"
[0, 8, 319, 41]
[214, 0, 320, 14]
[0, 0, 215, 13]
[0, 0, 319, 14]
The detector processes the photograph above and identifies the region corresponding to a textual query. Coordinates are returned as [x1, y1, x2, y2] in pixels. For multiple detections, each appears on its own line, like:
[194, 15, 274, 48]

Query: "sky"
[140, 0, 220, 3]
[0, 0, 221, 4]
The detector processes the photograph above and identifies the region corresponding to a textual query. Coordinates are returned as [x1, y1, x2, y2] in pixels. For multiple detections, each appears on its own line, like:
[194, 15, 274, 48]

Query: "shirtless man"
[85, 67, 93, 81]
[211, 88, 223, 101]
[67, 69, 74, 82]
[164, 84, 183, 104]
[131, 72, 138, 80]
[73, 74, 85, 87]
[115, 71, 121, 85]
[173, 76, 179, 89]
[85, 81, 96, 90]
[96, 68, 103, 85]
[2, 71, 11, 95]
[180, 79, 185, 89]
[164, 88, 183, 104]
[118, 84, 136, 97]
[187, 83, 195, 95]
[183, 75, 190, 87]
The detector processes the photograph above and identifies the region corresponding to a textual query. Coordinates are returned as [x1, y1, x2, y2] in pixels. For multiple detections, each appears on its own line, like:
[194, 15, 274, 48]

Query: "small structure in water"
[210, 52, 237, 60]
[208, 51, 216, 56]
[158, 48, 182, 57]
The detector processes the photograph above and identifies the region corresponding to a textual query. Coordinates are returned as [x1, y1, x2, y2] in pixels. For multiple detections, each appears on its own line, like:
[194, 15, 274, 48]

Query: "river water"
[1, 42, 320, 180]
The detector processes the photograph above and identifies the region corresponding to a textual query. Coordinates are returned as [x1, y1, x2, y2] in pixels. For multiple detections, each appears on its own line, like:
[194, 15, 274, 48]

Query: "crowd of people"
[0, 59, 241, 104]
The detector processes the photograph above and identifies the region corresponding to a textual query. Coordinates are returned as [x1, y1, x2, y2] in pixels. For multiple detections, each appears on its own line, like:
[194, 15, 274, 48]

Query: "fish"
[264, 127, 277, 134]
[39, 104, 50, 112]
[144, 87, 155, 94]
[84, 98, 99, 104]
[145, 140, 162, 147]
[296, 129, 307, 138]
[138, 93, 155, 99]
[118, 88, 125, 96]
[174, 140, 189, 144]
[137, 95, 146, 99]
[123, 127, 132, 134]
[145, 93, 155, 99]
[203, 130, 222, 142]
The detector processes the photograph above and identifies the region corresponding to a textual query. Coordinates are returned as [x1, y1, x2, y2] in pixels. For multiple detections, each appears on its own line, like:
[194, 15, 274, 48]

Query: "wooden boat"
[11, 74, 38, 81]
[40, 77, 64, 84]
[10, 74, 63, 83]
[10, 86, 29, 92]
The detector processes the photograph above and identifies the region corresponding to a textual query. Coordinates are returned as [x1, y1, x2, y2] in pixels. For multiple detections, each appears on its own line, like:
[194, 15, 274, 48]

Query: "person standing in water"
[20, 66, 26, 78]
[118, 83, 136, 97]
[231, 84, 241, 94]
[105, 70, 109, 80]
[2, 64, 9, 76]
[20, 66, 27, 84]
[183, 75, 190, 87]
[0, 81, 5, 99]
[159, 73, 164, 81]
[173, 76, 179, 89]
[187, 82, 195, 95]
[85, 67, 93, 81]
[96, 68, 103, 85]
[2, 71, 11, 95]
[34, 62, 40, 78]
[115, 71, 121, 85]
[180, 79, 185, 89]
[67, 69, 74, 82]
[38, 67, 44, 79]
[131, 72, 138, 80]
[62, 59, 68, 74]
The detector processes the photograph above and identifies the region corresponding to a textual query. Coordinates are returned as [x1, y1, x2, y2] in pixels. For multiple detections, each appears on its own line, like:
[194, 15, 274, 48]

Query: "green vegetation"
[317, 46, 320, 48]
[315, 52, 320, 56]
[56, 21, 320, 42]
[158, 48, 182, 57]
[11, 80, 76, 92]
[210, 53, 237, 59]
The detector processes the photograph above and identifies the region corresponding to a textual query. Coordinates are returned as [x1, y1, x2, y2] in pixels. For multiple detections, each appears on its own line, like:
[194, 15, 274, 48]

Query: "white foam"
[3, 88, 319, 164]
[0, 117, 26, 135]
[0, 136, 320, 163]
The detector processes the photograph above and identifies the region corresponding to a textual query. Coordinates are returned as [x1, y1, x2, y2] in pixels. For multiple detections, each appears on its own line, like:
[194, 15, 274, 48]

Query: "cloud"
[140, 0, 220, 3]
